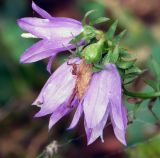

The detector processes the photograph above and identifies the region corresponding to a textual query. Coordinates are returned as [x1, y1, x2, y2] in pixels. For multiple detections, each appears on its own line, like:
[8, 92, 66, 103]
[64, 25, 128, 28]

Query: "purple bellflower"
[17, 2, 83, 73]
[33, 58, 127, 145]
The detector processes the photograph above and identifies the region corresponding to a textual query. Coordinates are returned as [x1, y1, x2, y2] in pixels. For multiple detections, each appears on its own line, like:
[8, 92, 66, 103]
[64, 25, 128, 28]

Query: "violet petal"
[17, 17, 83, 40]
[83, 71, 109, 129]
[85, 107, 110, 145]
[68, 100, 83, 129]
[34, 58, 80, 117]
[105, 64, 124, 130]
[20, 39, 73, 63]
[32, 2, 53, 19]
[47, 54, 57, 74]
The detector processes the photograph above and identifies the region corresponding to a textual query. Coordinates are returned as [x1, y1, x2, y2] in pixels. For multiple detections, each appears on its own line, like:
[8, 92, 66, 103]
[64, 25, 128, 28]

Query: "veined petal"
[17, 17, 83, 40]
[83, 71, 109, 128]
[85, 107, 110, 145]
[32, 2, 82, 25]
[105, 63, 124, 130]
[20, 39, 74, 63]
[111, 104, 127, 145]
[48, 102, 75, 130]
[34, 58, 80, 117]
[68, 99, 83, 129]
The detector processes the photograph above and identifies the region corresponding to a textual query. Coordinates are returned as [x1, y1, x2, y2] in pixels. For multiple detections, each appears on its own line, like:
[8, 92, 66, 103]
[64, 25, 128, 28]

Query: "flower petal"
[48, 103, 72, 130]
[34, 58, 80, 117]
[68, 100, 83, 129]
[83, 71, 109, 128]
[110, 102, 127, 145]
[47, 54, 57, 74]
[20, 39, 74, 63]
[105, 63, 125, 130]
[32, 2, 82, 25]
[122, 104, 128, 129]
[32, 2, 53, 19]
[85, 107, 110, 145]
[17, 17, 83, 40]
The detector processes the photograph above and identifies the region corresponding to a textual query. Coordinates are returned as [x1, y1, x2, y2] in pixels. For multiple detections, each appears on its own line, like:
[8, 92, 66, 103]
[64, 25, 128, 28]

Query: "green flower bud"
[82, 39, 104, 63]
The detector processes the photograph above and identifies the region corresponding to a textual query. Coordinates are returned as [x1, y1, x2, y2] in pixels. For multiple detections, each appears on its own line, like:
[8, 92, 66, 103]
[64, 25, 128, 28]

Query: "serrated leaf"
[90, 17, 110, 25]
[114, 29, 126, 42]
[106, 20, 118, 39]
[117, 59, 136, 69]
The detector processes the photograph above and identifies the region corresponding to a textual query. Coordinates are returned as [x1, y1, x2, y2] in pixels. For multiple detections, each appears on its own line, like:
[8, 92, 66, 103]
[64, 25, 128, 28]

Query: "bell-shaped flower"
[33, 58, 127, 145]
[17, 2, 83, 72]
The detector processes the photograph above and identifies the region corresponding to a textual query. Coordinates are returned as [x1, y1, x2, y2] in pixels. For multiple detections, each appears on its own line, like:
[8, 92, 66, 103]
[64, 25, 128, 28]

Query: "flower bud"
[82, 39, 104, 63]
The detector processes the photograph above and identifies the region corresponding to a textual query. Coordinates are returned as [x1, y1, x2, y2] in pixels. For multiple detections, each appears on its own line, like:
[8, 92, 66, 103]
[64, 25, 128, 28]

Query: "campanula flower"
[33, 58, 127, 145]
[17, 2, 83, 72]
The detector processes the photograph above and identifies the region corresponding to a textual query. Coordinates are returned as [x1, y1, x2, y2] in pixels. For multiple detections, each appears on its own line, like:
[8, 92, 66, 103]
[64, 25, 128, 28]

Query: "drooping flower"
[17, 2, 83, 72]
[33, 57, 127, 145]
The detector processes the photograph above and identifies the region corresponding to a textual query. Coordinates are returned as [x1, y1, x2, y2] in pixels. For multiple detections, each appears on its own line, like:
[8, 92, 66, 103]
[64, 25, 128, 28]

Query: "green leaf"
[70, 32, 83, 44]
[117, 59, 136, 69]
[123, 76, 138, 85]
[103, 45, 119, 64]
[111, 45, 119, 63]
[83, 25, 96, 41]
[103, 50, 112, 64]
[143, 79, 158, 90]
[90, 17, 110, 25]
[150, 58, 160, 81]
[106, 20, 118, 39]
[119, 49, 136, 59]
[82, 10, 97, 25]
[125, 67, 142, 75]
[114, 29, 126, 42]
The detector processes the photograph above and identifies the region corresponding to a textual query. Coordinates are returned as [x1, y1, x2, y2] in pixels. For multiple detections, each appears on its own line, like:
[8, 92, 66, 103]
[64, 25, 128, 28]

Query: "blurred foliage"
[127, 134, 160, 158]
[0, 0, 160, 158]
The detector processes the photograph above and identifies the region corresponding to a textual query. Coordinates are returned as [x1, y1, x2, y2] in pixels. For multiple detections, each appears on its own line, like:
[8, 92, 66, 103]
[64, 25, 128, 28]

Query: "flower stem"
[123, 88, 160, 99]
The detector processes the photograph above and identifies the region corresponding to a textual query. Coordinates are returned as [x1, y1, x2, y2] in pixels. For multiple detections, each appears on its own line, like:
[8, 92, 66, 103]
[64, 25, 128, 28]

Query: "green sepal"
[90, 17, 110, 26]
[106, 20, 118, 39]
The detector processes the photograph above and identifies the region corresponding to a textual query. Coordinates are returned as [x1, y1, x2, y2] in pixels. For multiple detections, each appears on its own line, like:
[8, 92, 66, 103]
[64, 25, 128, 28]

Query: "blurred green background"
[0, 0, 160, 158]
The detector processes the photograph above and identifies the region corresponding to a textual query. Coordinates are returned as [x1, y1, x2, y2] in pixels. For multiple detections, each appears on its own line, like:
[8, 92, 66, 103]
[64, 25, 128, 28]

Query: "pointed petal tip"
[48, 122, 53, 131]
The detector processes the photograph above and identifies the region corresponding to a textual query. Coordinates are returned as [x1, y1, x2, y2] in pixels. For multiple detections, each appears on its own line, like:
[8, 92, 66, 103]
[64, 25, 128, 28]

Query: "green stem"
[123, 88, 160, 99]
